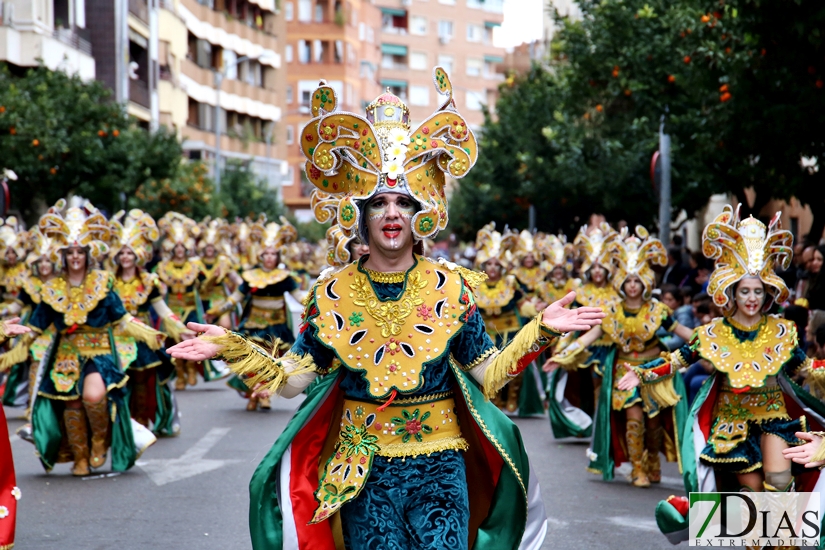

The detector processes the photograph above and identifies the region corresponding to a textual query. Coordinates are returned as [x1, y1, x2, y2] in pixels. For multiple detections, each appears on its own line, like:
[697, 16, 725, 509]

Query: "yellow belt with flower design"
[709, 381, 790, 455]
[310, 393, 467, 524]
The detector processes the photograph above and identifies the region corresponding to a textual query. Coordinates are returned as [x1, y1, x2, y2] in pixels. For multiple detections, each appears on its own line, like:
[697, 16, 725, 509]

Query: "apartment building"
[0, 0, 95, 79]
[161, 0, 288, 189]
[374, 0, 506, 131]
[281, 0, 382, 213]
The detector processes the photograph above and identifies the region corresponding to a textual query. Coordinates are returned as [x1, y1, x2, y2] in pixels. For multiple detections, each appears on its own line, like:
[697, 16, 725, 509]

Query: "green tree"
[0, 65, 182, 222]
[130, 162, 217, 220]
[215, 159, 285, 221]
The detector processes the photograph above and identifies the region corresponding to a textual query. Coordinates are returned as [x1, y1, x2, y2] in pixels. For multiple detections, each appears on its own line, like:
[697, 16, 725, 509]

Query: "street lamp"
[213, 52, 274, 192]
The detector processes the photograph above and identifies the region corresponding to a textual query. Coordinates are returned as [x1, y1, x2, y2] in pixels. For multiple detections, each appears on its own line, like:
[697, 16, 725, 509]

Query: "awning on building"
[484, 21, 501, 28]
[380, 79, 408, 88]
[484, 54, 504, 63]
[381, 43, 408, 56]
[380, 7, 407, 17]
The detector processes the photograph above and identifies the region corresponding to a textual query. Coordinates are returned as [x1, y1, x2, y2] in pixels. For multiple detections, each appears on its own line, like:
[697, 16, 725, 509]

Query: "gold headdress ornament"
[196, 217, 232, 251]
[0, 216, 28, 261]
[513, 230, 543, 263]
[609, 225, 666, 299]
[538, 233, 574, 270]
[38, 198, 110, 263]
[108, 209, 159, 266]
[474, 222, 517, 267]
[312, 189, 358, 266]
[25, 226, 55, 267]
[158, 212, 198, 254]
[251, 216, 297, 252]
[702, 204, 792, 312]
[575, 222, 618, 276]
[300, 66, 478, 241]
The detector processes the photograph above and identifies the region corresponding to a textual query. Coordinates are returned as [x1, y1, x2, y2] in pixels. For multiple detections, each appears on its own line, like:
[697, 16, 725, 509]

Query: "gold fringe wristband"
[804, 363, 825, 401]
[204, 331, 318, 393]
[161, 316, 190, 342]
[0, 331, 35, 372]
[482, 313, 555, 400]
[809, 432, 825, 468]
[118, 315, 164, 351]
[633, 366, 681, 415]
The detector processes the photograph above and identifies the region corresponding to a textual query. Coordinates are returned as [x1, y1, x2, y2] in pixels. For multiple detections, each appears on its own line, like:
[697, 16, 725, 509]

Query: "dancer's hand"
[783, 432, 825, 468]
[542, 358, 559, 373]
[2, 318, 31, 336]
[541, 291, 605, 333]
[166, 322, 226, 361]
[616, 366, 641, 391]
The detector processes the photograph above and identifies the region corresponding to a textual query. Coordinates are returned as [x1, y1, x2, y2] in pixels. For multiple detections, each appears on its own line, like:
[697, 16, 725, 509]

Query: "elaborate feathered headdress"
[25, 226, 55, 268]
[0, 216, 28, 262]
[158, 212, 198, 254]
[513, 230, 543, 263]
[474, 222, 517, 267]
[251, 217, 297, 253]
[575, 222, 617, 276]
[39, 199, 110, 262]
[539, 233, 574, 271]
[109, 209, 159, 266]
[702, 204, 792, 312]
[609, 225, 666, 299]
[197, 217, 232, 252]
[301, 67, 478, 242]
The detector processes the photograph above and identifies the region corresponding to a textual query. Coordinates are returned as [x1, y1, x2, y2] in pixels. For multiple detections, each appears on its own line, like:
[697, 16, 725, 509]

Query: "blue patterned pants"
[341, 450, 470, 550]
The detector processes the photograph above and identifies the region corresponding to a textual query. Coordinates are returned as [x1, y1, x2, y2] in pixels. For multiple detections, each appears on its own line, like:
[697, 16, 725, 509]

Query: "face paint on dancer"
[622, 274, 643, 299]
[734, 276, 765, 317]
[365, 193, 416, 253]
[590, 264, 607, 285]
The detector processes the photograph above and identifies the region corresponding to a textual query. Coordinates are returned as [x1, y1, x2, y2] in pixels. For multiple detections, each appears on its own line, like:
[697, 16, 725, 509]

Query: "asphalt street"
[6, 380, 684, 549]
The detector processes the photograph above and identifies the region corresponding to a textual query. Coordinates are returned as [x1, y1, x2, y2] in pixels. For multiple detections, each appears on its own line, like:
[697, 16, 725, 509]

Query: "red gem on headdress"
[309, 166, 321, 179]
[387, 178, 397, 187]
[430, 141, 437, 148]
[422, 127, 430, 134]
[305, 134, 314, 142]
[362, 129, 368, 136]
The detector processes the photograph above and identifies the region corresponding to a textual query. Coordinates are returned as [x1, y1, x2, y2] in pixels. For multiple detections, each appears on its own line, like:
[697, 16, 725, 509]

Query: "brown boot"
[645, 424, 663, 483]
[174, 359, 187, 390]
[63, 408, 90, 476]
[259, 396, 271, 409]
[84, 399, 110, 470]
[626, 418, 650, 488]
[246, 396, 259, 411]
[186, 362, 198, 387]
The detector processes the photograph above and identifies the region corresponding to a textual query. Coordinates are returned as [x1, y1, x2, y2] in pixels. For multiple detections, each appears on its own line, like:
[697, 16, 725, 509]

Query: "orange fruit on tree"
[667, 75, 676, 83]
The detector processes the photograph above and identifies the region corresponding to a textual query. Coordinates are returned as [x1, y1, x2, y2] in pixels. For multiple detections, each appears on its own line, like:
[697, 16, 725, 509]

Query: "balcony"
[130, 78, 150, 108]
[53, 27, 92, 56]
[130, 0, 149, 22]
[0, 24, 95, 79]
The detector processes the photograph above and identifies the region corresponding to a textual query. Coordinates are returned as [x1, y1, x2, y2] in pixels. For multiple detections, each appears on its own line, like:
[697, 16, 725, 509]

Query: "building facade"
[0, 0, 95, 79]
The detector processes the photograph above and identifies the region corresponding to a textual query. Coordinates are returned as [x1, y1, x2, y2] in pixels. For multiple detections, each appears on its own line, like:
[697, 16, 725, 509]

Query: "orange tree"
[450, 0, 825, 240]
[131, 162, 217, 220]
[0, 65, 182, 222]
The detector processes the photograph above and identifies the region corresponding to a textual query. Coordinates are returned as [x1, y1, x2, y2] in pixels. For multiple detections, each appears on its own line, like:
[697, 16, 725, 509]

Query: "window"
[285, 44, 293, 63]
[358, 22, 365, 40]
[298, 40, 310, 63]
[409, 85, 429, 106]
[466, 57, 481, 77]
[298, 0, 311, 22]
[285, 2, 293, 21]
[223, 50, 238, 79]
[410, 15, 427, 35]
[466, 23, 482, 42]
[334, 40, 344, 64]
[438, 0, 455, 4]
[286, 85, 293, 104]
[466, 90, 484, 110]
[381, 53, 406, 70]
[409, 51, 427, 70]
[437, 54, 453, 74]
[313, 39, 324, 63]
[314, 3, 324, 22]
[301, 90, 311, 107]
[367, 27, 374, 43]
[286, 125, 294, 144]
[438, 20, 453, 40]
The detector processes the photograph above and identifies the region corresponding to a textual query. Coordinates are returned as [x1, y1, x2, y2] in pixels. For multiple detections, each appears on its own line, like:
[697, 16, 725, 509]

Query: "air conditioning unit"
[400, 0, 412, 6]
[439, 35, 451, 45]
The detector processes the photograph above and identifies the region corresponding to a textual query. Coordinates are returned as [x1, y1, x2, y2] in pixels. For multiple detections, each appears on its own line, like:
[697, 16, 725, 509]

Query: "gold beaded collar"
[725, 315, 766, 333]
[362, 266, 405, 284]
